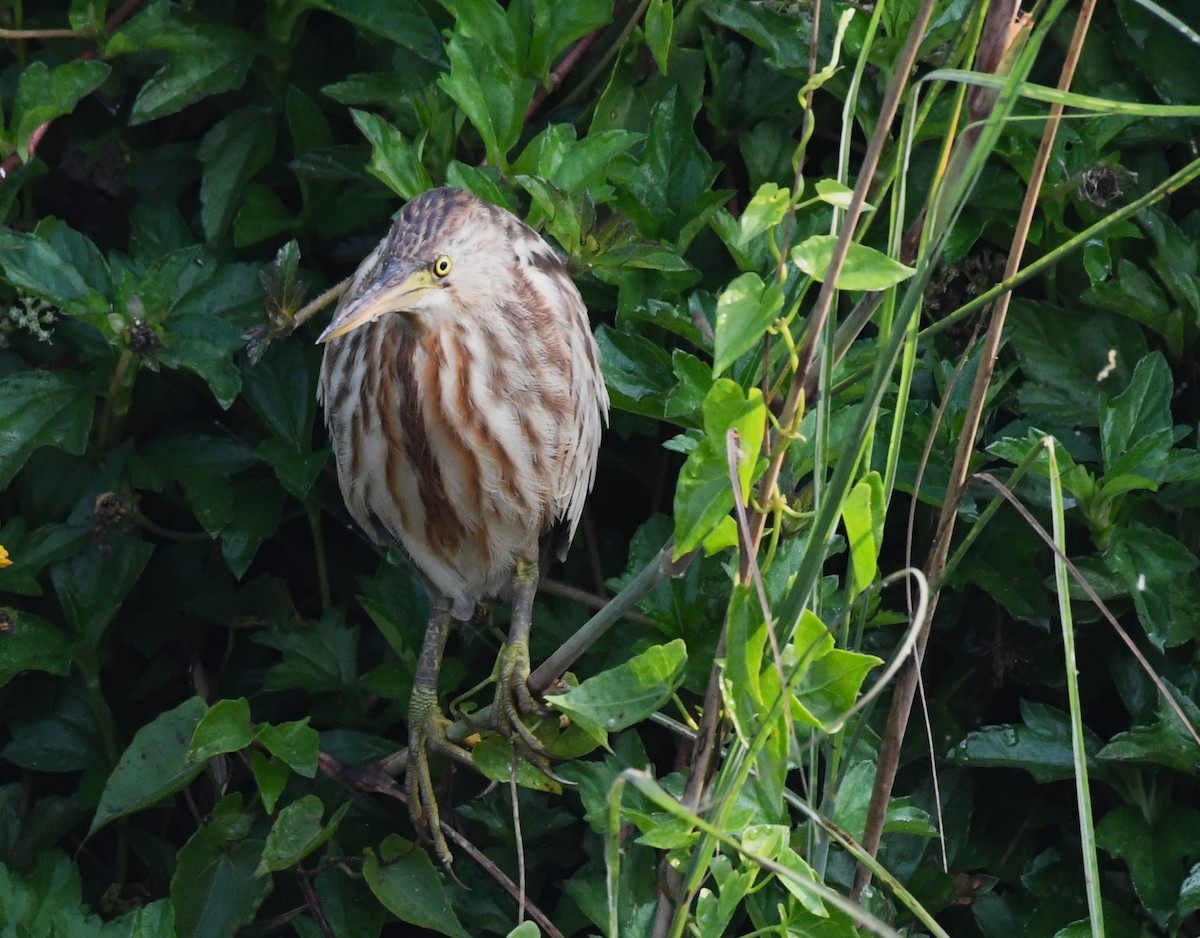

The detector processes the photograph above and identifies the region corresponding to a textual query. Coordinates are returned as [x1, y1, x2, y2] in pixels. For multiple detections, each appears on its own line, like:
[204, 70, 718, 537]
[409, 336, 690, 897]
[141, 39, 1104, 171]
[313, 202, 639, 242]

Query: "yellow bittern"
[316, 187, 608, 863]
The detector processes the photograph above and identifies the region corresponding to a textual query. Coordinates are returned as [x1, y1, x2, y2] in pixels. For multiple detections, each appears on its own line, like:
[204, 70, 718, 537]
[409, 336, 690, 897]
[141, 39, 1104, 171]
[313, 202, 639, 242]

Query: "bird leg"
[407, 596, 475, 867]
[494, 556, 554, 762]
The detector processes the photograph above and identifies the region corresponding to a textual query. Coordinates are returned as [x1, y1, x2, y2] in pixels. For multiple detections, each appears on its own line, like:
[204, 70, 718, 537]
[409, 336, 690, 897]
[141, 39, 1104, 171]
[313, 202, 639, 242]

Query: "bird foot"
[406, 685, 475, 868]
[493, 641, 556, 767]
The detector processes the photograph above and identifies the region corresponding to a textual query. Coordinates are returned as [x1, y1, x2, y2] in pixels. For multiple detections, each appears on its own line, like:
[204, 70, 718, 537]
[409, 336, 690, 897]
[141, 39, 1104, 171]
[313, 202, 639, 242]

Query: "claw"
[405, 687, 474, 868]
[493, 640, 554, 765]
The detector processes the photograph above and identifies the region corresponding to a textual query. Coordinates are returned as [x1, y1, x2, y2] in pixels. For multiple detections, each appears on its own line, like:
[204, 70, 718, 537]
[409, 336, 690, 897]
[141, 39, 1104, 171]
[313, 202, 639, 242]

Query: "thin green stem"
[1046, 437, 1105, 937]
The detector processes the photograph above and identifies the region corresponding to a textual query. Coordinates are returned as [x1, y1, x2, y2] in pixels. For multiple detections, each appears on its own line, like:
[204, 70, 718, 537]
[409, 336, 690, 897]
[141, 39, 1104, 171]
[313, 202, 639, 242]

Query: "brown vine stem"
[524, 15, 612, 123]
[558, 0, 651, 113]
[853, 0, 1097, 900]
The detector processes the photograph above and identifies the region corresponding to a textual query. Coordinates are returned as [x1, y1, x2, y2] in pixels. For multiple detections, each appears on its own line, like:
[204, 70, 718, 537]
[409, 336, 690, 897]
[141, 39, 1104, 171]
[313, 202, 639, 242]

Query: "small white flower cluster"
[1, 295, 57, 347]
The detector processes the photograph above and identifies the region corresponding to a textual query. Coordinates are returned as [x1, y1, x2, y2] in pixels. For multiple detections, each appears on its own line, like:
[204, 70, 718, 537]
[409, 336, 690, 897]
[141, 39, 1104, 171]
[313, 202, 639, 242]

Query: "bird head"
[317, 188, 510, 343]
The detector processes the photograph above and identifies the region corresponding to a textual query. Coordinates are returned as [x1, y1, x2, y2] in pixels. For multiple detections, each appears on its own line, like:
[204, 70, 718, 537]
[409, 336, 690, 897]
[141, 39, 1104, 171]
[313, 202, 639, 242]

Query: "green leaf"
[0, 372, 94, 490]
[444, 161, 515, 209]
[644, 0, 673, 74]
[595, 324, 675, 415]
[1098, 688, 1200, 774]
[250, 751, 289, 815]
[664, 349, 713, 422]
[738, 182, 790, 244]
[0, 521, 90, 597]
[52, 537, 154, 647]
[712, 271, 783, 376]
[1103, 523, 1200, 648]
[198, 107, 277, 244]
[814, 178, 865, 210]
[257, 719, 319, 778]
[12, 61, 110, 160]
[673, 380, 766, 556]
[187, 698, 255, 764]
[843, 472, 885, 595]
[438, 33, 535, 170]
[1008, 300, 1146, 425]
[310, 0, 443, 63]
[1099, 352, 1173, 477]
[546, 639, 688, 747]
[255, 615, 360, 694]
[233, 184, 294, 247]
[947, 700, 1106, 784]
[0, 850, 145, 936]
[1084, 258, 1185, 356]
[3, 678, 103, 772]
[362, 838, 471, 938]
[158, 260, 261, 407]
[352, 110, 433, 200]
[0, 609, 73, 685]
[0, 226, 110, 319]
[472, 733, 566, 790]
[515, 126, 641, 198]
[1096, 803, 1200, 928]
[791, 235, 915, 290]
[171, 826, 271, 938]
[704, 0, 811, 69]
[723, 586, 770, 742]
[526, 0, 613, 79]
[219, 477, 286, 578]
[90, 697, 208, 835]
[242, 339, 326, 498]
[795, 646, 882, 728]
[138, 431, 253, 533]
[255, 796, 348, 876]
[612, 88, 724, 247]
[252, 454, 317, 512]
[105, 7, 255, 124]
[1177, 864, 1200, 930]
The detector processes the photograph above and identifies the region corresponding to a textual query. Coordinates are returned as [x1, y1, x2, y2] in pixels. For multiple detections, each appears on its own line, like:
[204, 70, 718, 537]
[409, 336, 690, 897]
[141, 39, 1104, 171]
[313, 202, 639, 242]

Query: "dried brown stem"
[524, 18, 611, 122]
[853, 0, 1096, 899]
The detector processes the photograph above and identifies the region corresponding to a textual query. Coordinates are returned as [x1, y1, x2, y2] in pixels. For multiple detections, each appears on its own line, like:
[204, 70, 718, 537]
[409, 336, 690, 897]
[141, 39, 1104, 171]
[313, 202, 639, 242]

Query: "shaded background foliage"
[1, 0, 1200, 936]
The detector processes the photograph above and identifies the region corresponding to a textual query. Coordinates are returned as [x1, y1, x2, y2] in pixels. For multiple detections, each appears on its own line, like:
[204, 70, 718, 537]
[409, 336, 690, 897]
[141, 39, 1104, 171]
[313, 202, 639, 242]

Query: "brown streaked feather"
[317, 187, 609, 620]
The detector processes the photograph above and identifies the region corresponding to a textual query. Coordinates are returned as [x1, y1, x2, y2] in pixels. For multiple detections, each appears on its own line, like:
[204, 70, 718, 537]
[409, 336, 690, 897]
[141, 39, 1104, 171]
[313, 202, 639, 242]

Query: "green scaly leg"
[494, 556, 554, 763]
[407, 596, 474, 867]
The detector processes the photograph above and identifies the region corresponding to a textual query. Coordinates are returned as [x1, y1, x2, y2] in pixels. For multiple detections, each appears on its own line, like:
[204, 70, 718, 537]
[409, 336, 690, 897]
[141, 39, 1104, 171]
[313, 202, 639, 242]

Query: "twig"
[539, 575, 651, 626]
[528, 537, 693, 695]
[291, 276, 352, 331]
[0, 27, 84, 39]
[294, 867, 335, 938]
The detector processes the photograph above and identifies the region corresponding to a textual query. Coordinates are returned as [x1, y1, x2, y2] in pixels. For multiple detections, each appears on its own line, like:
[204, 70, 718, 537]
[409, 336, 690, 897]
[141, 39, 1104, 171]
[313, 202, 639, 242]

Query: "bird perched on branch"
[317, 187, 608, 864]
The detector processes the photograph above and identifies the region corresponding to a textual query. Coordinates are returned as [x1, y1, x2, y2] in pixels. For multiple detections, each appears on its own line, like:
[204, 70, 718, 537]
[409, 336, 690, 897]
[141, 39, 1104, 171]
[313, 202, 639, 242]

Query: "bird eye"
[432, 255, 452, 278]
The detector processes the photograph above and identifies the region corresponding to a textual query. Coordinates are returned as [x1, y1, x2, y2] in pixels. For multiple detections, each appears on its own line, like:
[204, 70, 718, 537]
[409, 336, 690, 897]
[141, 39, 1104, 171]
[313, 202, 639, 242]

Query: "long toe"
[494, 642, 555, 765]
[406, 688, 476, 868]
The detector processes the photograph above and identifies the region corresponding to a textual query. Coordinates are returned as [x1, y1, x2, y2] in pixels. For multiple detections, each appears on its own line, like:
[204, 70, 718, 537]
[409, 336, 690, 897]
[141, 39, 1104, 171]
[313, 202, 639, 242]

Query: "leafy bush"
[2, 1, 1200, 936]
